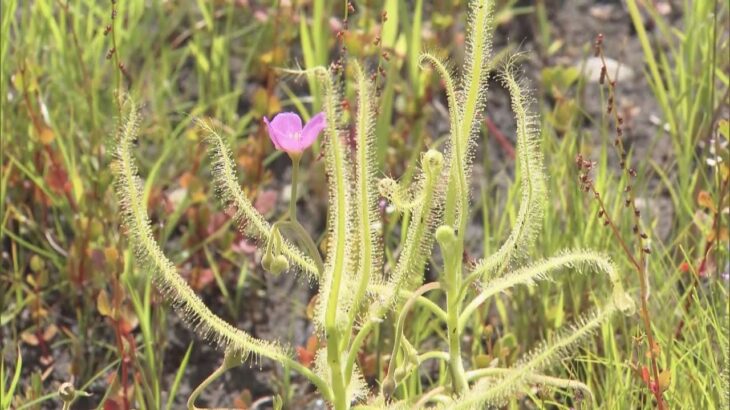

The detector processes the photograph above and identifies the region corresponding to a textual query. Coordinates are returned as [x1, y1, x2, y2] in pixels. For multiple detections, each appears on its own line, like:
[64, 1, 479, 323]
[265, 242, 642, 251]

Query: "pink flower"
[263, 112, 326, 154]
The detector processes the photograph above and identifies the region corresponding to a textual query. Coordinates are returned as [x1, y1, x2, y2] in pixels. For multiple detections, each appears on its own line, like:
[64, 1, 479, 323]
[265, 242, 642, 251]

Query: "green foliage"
[1, 349, 23, 410]
[111, 1, 637, 408]
[4, 0, 726, 408]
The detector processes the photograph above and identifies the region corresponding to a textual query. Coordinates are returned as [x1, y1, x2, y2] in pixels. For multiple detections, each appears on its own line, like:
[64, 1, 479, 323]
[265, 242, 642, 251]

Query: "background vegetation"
[1, 0, 728, 408]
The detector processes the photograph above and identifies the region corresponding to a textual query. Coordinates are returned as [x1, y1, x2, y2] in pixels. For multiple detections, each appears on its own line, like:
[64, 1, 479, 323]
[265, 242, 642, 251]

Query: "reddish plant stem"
[587, 33, 666, 409]
[108, 0, 123, 115]
[590, 188, 664, 408]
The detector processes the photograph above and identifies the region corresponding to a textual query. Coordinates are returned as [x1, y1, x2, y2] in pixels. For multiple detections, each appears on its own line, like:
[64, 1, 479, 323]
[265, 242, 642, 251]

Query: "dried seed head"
[575, 154, 584, 168]
[594, 33, 604, 57]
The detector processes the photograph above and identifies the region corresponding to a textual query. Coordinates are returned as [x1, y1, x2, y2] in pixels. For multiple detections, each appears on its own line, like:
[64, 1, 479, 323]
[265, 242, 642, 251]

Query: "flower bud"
[269, 255, 290, 276]
[58, 382, 76, 402]
[435, 225, 456, 248]
[30, 255, 45, 273]
[423, 149, 444, 176]
[382, 376, 396, 398]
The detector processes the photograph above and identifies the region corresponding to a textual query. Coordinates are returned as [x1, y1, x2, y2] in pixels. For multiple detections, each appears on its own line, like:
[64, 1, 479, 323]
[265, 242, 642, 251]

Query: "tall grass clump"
[111, 0, 635, 408]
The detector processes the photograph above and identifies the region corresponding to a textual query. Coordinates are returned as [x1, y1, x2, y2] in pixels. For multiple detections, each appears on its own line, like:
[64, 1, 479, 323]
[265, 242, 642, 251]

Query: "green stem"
[345, 319, 377, 384]
[289, 154, 301, 221]
[448, 66, 471, 399]
[418, 351, 451, 364]
[382, 282, 442, 396]
[447, 282, 469, 394]
[272, 153, 325, 275]
[326, 330, 348, 410]
[279, 220, 325, 274]
[187, 355, 235, 410]
[441, 229, 468, 395]
[369, 285, 448, 321]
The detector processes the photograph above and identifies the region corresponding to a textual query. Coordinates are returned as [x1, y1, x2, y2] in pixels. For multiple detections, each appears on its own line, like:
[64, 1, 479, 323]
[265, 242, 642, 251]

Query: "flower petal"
[263, 116, 282, 149]
[269, 112, 303, 136]
[300, 112, 326, 150]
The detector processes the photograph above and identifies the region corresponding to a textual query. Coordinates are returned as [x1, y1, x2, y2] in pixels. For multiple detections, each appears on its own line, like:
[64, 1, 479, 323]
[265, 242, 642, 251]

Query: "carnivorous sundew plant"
[111, 0, 635, 408]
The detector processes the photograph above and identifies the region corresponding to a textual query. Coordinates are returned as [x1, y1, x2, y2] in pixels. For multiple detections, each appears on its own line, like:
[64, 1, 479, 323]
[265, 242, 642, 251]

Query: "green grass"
[1, 0, 727, 408]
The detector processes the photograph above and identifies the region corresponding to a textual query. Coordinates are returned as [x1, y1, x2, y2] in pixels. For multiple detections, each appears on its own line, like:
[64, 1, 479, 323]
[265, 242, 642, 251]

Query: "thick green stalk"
[446, 270, 469, 395]
[450, 62, 471, 398]
[439, 228, 469, 395]
[326, 331, 348, 410]
[345, 319, 377, 385]
[318, 68, 350, 410]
